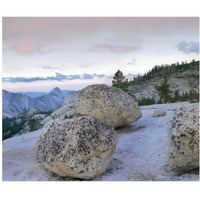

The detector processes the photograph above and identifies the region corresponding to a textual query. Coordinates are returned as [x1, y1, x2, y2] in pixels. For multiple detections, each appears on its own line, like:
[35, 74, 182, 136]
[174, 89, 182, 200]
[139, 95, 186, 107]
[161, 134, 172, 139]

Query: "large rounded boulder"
[74, 84, 142, 129]
[168, 104, 199, 172]
[34, 116, 118, 179]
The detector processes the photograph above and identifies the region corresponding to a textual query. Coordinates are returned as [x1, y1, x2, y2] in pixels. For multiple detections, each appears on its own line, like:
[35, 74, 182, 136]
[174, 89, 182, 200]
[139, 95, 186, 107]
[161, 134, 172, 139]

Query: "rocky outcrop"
[153, 109, 166, 117]
[26, 109, 39, 117]
[128, 62, 199, 102]
[74, 84, 142, 129]
[168, 104, 199, 172]
[40, 116, 53, 125]
[35, 116, 118, 179]
[31, 114, 46, 120]
[51, 102, 74, 119]
[61, 91, 78, 107]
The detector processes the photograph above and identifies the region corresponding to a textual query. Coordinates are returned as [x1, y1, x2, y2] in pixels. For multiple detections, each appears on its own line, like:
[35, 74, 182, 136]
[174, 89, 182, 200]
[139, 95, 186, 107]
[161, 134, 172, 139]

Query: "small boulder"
[74, 84, 142, 129]
[153, 109, 166, 117]
[35, 116, 118, 179]
[168, 104, 199, 172]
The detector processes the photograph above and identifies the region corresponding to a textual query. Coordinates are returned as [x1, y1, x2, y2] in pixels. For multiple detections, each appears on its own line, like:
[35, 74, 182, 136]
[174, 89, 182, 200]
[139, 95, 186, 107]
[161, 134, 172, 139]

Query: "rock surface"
[34, 116, 118, 179]
[61, 91, 78, 107]
[31, 114, 46, 120]
[40, 116, 53, 125]
[3, 103, 199, 181]
[153, 109, 166, 117]
[74, 84, 142, 129]
[168, 104, 199, 172]
[51, 102, 74, 119]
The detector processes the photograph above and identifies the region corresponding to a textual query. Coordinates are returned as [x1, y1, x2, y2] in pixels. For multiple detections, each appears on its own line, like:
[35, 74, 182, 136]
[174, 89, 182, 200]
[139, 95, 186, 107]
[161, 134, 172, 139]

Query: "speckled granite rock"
[34, 116, 118, 179]
[74, 84, 142, 129]
[168, 104, 199, 172]
[153, 109, 166, 117]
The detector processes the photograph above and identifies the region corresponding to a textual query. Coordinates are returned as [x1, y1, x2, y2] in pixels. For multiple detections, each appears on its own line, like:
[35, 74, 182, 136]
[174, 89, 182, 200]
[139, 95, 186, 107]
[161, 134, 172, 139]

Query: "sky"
[2, 17, 199, 92]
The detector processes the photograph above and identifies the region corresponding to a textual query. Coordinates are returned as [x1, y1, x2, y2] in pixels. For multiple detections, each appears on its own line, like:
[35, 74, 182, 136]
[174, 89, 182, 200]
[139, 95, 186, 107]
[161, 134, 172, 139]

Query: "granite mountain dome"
[49, 87, 64, 99]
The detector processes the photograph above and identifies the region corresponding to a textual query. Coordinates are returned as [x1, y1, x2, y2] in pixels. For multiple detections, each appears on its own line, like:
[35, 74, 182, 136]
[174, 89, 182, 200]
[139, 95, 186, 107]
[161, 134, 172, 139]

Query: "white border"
[1, 0, 200, 200]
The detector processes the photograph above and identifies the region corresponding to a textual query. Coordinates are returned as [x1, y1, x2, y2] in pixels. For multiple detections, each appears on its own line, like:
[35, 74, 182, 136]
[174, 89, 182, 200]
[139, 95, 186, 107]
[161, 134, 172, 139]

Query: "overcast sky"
[2, 17, 199, 92]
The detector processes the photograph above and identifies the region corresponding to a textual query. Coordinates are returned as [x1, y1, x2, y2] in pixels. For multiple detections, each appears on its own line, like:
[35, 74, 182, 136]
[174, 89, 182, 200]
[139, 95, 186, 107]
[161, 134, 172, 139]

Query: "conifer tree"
[155, 76, 172, 103]
[112, 70, 129, 92]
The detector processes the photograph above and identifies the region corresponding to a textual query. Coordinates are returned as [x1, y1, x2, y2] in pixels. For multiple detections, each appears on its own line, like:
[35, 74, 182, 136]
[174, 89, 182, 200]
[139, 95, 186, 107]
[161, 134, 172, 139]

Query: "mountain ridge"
[3, 87, 66, 118]
[128, 60, 199, 103]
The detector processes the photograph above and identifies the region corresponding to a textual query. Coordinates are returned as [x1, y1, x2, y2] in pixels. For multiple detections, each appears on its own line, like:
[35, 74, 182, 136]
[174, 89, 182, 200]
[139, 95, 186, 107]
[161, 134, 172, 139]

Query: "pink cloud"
[18, 44, 38, 52]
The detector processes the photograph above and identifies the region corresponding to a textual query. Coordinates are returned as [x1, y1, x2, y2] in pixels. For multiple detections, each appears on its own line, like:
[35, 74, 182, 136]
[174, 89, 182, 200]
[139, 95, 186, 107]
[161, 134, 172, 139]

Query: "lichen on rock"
[74, 84, 142, 129]
[34, 116, 118, 179]
[168, 104, 199, 172]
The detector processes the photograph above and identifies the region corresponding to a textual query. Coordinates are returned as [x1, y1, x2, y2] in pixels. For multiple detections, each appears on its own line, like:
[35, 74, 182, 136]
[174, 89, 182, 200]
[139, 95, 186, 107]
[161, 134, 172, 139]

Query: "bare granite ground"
[2, 102, 199, 181]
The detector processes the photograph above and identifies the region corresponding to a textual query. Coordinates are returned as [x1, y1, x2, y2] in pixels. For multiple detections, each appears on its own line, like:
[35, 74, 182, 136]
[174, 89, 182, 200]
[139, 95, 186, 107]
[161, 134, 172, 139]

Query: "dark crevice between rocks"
[116, 124, 145, 135]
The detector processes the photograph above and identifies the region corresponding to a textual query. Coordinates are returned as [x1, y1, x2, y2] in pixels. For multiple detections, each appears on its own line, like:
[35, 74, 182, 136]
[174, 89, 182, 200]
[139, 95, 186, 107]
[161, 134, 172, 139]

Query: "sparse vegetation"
[113, 60, 199, 105]
[64, 115, 74, 119]
[155, 76, 172, 103]
[2, 110, 52, 140]
[138, 97, 156, 106]
[130, 60, 199, 84]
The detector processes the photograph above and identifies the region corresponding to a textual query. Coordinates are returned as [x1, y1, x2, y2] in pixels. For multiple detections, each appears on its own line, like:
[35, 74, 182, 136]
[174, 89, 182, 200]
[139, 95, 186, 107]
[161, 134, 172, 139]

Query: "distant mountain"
[15, 92, 48, 98]
[3, 87, 65, 118]
[49, 87, 64, 99]
[3, 90, 33, 118]
[2, 90, 78, 140]
[61, 90, 71, 96]
[15, 89, 72, 98]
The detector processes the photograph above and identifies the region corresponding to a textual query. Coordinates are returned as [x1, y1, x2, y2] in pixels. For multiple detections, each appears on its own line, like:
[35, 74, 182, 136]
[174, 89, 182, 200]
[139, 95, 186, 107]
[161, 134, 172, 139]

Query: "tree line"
[112, 59, 199, 106]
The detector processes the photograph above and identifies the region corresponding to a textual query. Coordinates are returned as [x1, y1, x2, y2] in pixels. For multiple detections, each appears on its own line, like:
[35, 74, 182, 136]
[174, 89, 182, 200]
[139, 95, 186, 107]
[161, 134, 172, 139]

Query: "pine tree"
[155, 76, 172, 103]
[173, 90, 180, 102]
[112, 70, 129, 92]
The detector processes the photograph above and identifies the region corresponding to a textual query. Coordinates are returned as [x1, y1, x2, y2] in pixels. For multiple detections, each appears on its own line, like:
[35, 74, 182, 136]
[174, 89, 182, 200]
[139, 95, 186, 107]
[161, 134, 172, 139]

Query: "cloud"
[93, 73, 105, 78]
[89, 44, 140, 54]
[9, 43, 67, 55]
[82, 74, 93, 79]
[42, 66, 62, 70]
[9, 44, 40, 54]
[18, 44, 39, 53]
[38, 47, 67, 55]
[177, 41, 199, 54]
[42, 66, 52, 69]
[2, 73, 105, 83]
[79, 64, 90, 68]
[127, 58, 136, 65]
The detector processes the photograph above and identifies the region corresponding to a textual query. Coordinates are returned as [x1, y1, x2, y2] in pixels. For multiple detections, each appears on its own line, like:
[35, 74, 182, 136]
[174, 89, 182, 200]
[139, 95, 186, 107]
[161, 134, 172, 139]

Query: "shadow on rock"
[116, 124, 145, 135]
